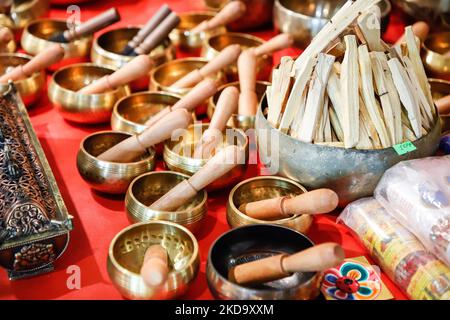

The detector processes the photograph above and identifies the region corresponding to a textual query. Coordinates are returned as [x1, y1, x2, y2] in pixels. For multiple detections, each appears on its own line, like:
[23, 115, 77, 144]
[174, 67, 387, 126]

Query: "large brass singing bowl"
[429, 78, 450, 133]
[255, 95, 442, 207]
[0, 0, 49, 35]
[423, 32, 450, 81]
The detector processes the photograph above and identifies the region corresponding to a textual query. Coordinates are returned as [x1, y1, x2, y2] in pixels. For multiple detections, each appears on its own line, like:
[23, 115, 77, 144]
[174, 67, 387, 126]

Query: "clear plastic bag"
[338, 197, 450, 300]
[374, 156, 450, 266]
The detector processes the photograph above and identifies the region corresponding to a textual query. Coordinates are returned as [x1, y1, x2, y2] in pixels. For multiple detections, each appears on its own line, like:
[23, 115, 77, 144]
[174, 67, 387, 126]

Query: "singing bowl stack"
[125, 171, 208, 234]
[169, 12, 226, 51]
[274, 0, 391, 47]
[256, 95, 442, 207]
[0, 53, 45, 107]
[429, 78, 450, 133]
[0, 0, 49, 35]
[227, 176, 313, 233]
[48, 63, 130, 124]
[207, 81, 270, 131]
[202, 32, 271, 81]
[91, 27, 175, 91]
[111, 91, 181, 135]
[21, 19, 92, 71]
[107, 221, 200, 300]
[423, 32, 450, 81]
[163, 123, 248, 191]
[206, 224, 321, 300]
[392, 0, 450, 30]
[77, 131, 155, 194]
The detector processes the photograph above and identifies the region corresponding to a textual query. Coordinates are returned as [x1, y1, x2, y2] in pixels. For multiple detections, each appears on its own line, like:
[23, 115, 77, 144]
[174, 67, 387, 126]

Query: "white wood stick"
[328, 105, 344, 142]
[326, 63, 344, 122]
[357, 10, 382, 52]
[359, 97, 382, 149]
[323, 98, 332, 142]
[290, 84, 308, 139]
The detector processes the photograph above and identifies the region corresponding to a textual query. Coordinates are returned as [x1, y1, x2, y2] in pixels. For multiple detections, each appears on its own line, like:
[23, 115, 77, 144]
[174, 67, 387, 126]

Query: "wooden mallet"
[436, 94, 450, 115]
[237, 49, 258, 116]
[252, 33, 294, 57]
[191, 1, 246, 33]
[140, 244, 169, 287]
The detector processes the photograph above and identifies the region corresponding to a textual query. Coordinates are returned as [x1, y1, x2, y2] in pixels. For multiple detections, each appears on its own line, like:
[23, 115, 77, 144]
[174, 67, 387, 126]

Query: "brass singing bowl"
[206, 224, 322, 300]
[77, 131, 155, 194]
[48, 63, 131, 124]
[0, 53, 45, 107]
[111, 91, 181, 135]
[125, 171, 208, 234]
[423, 32, 450, 81]
[0, 29, 16, 53]
[429, 78, 450, 133]
[107, 220, 200, 300]
[169, 12, 226, 52]
[227, 176, 312, 233]
[202, 32, 271, 81]
[392, 0, 450, 30]
[91, 27, 175, 91]
[163, 123, 248, 191]
[274, 0, 391, 48]
[0, 0, 49, 35]
[21, 19, 92, 71]
[207, 81, 270, 131]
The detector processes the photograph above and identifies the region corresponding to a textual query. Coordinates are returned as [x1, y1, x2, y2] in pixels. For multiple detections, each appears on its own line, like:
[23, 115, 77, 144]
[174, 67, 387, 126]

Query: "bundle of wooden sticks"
[266, 0, 436, 149]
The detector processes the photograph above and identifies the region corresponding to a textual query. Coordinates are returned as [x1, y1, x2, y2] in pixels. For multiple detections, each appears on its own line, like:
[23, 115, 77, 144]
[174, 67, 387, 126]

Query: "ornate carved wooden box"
[0, 83, 72, 280]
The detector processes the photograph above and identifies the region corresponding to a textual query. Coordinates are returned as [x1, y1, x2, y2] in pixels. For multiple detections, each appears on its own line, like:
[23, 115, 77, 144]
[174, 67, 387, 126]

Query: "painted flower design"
[321, 261, 381, 300]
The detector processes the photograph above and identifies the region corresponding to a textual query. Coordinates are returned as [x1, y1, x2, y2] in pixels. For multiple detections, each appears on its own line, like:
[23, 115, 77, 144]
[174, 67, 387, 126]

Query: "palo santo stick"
[314, 95, 328, 143]
[359, 97, 382, 149]
[193, 86, 239, 159]
[290, 85, 308, 139]
[328, 105, 344, 142]
[97, 108, 191, 163]
[357, 9, 382, 52]
[0, 44, 65, 83]
[78, 55, 152, 94]
[388, 58, 422, 138]
[402, 123, 416, 141]
[325, 37, 346, 59]
[172, 44, 241, 89]
[229, 243, 345, 285]
[140, 245, 169, 287]
[324, 100, 332, 142]
[358, 45, 391, 148]
[145, 79, 218, 127]
[395, 21, 429, 46]
[436, 94, 450, 115]
[150, 145, 244, 211]
[191, 1, 246, 33]
[297, 54, 335, 143]
[327, 63, 344, 122]
[252, 34, 294, 57]
[341, 35, 360, 148]
[239, 189, 338, 221]
[237, 49, 258, 116]
[356, 116, 374, 149]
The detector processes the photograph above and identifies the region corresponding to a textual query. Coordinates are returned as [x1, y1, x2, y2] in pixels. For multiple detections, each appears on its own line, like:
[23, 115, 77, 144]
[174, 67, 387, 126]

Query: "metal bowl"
[0, 53, 45, 107]
[202, 32, 271, 81]
[125, 171, 208, 234]
[423, 32, 450, 81]
[429, 78, 450, 133]
[21, 19, 92, 71]
[255, 95, 442, 207]
[107, 220, 200, 300]
[274, 0, 391, 48]
[76, 131, 155, 194]
[0, 27, 16, 53]
[48, 63, 130, 124]
[163, 123, 248, 191]
[393, 0, 450, 30]
[207, 81, 270, 132]
[227, 176, 313, 233]
[206, 224, 321, 300]
[91, 27, 175, 91]
[0, 0, 49, 35]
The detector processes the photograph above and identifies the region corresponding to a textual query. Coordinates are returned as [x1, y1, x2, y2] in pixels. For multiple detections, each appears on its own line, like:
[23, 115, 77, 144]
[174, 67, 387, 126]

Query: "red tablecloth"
[0, 0, 410, 300]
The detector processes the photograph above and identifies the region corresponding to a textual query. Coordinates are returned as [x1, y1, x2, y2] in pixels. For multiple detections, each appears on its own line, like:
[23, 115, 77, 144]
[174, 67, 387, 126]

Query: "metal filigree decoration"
[13, 243, 55, 271]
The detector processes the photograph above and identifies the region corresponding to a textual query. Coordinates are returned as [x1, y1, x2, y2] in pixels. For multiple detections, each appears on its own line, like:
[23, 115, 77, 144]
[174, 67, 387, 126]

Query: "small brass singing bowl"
[21, 19, 92, 71]
[77, 131, 155, 194]
[207, 81, 270, 132]
[169, 12, 226, 52]
[107, 220, 200, 300]
[91, 27, 176, 91]
[48, 63, 131, 124]
[163, 123, 248, 191]
[227, 176, 313, 233]
[0, 53, 45, 107]
[423, 32, 450, 81]
[125, 171, 208, 234]
[0, 0, 49, 35]
[111, 91, 181, 135]
[429, 78, 450, 133]
[202, 32, 271, 81]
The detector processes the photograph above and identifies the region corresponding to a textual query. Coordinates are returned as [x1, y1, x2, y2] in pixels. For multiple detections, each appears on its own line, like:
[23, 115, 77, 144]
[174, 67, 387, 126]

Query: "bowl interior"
[178, 13, 213, 31]
[27, 19, 67, 40]
[279, 0, 346, 19]
[112, 222, 196, 274]
[425, 32, 450, 55]
[54, 64, 113, 91]
[208, 33, 262, 51]
[131, 172, 204, 211]
[153, 60, 207, 87]
[117, 93, 180, 125]
[430, 79, 450, 101]
[0, 55, 30, 75]
[210, 224, 316, 290]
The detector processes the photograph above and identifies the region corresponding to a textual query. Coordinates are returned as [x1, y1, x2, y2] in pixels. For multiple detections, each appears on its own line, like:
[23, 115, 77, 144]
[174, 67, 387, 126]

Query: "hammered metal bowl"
[0, 0, 49, 35]
[107, 220, 200, 300]
[429, 78, 450, 133]
[423, 32, 450, 81]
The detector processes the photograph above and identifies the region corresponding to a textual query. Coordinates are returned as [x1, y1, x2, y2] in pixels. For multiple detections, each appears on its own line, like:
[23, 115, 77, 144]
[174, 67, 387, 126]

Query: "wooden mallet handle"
[238, 49, 258, 116]
[0, 44, 65, 83]
[191, 1, 246, 33]
[436, 94, 450, 115]
[78, 55, 152, 94]
[395, 21, 429, 45]
[239, 189, 339, 221]
[140, 244, 169, 287]
[229, 243, 345, 285]
[252, 33, 294, 57]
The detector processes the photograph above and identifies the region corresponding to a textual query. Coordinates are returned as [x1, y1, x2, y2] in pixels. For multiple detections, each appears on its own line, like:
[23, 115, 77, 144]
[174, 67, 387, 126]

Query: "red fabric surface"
[0, 0, 410, 300]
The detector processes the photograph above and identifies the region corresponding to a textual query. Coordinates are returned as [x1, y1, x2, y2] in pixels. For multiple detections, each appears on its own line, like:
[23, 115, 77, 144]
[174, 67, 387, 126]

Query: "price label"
[393, 141, 417, 155]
